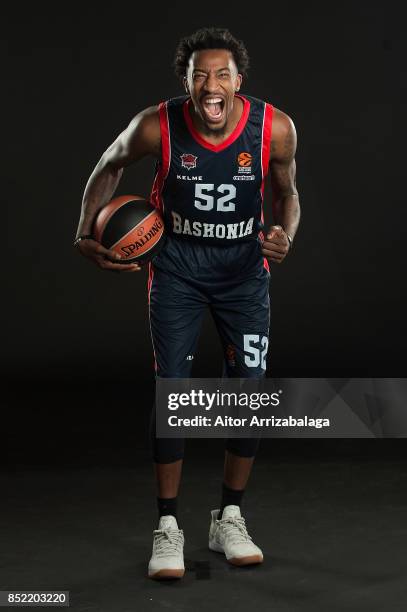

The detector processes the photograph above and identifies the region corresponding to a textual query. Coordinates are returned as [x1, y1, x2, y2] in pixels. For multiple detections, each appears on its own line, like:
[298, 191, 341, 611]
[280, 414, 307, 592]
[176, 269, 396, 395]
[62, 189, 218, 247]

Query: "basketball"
[93, 195, 165, 264]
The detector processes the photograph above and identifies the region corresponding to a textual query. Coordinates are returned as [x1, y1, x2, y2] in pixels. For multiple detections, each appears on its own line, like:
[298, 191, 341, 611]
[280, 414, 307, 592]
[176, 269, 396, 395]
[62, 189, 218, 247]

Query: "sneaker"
[148, 515, 185, 579]
[209, 505, 263, 566]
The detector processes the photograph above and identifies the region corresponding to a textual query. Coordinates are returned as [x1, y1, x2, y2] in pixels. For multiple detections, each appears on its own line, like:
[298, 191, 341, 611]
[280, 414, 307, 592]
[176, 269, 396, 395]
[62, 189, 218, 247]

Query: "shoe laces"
[216, 516, 253, 544]
[153, 529, 184, 557]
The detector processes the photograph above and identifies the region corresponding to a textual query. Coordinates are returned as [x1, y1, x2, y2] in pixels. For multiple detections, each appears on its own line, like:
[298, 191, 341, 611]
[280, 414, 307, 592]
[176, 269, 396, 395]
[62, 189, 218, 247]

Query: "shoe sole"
[228, 554, 263, 566]
[209, 540, 263, 566]
[149, 568, 185, 580]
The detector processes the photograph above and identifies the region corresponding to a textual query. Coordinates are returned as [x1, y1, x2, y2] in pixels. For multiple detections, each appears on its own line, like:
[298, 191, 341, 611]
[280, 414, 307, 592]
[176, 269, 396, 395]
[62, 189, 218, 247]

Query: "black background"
[4, 1, 406, 463]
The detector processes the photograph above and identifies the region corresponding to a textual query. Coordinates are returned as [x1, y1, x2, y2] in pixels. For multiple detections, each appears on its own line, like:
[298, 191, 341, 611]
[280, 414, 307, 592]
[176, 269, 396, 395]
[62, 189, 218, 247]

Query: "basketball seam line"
[109, 209, 160, 251]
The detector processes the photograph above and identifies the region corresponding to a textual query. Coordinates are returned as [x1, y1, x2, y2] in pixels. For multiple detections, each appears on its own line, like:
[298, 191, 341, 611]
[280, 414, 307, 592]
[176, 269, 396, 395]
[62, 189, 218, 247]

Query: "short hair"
[173, 27, 250, 81]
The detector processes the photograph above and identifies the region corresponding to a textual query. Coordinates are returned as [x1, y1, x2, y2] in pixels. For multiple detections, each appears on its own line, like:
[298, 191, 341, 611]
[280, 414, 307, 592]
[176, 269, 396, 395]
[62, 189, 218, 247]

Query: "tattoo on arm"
[268, 112, 300, 236]
[283, 126, 296, 160]
[270, 113, 298, 197]
[271, 159, 297, 198]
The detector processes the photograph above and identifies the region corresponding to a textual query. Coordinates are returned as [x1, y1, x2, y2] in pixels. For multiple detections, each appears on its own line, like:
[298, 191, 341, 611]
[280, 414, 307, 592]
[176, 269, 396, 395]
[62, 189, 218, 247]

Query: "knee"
[152, 439, 185, 463]
[150, 401, 185, 462]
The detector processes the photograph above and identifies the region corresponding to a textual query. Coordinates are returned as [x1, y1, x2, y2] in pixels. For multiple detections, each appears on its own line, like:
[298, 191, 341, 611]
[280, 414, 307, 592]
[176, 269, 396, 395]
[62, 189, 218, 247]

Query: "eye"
[219, 73, 230, 79]
[193, 74, 205, 81]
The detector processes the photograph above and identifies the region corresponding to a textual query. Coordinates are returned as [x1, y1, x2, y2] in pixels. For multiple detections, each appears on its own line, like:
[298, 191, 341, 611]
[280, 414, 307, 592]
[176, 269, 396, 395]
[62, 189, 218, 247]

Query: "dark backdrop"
[3, 1, 406, 462]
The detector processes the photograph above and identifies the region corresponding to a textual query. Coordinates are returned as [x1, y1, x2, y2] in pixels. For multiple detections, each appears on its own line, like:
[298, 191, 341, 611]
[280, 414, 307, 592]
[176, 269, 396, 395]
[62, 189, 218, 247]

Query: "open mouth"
[201, 97, 225, 123]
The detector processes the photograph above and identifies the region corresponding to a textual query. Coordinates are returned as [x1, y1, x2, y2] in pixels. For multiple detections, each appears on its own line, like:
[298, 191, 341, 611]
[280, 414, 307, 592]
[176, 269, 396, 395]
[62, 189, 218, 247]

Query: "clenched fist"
[261, 225, 290, 264]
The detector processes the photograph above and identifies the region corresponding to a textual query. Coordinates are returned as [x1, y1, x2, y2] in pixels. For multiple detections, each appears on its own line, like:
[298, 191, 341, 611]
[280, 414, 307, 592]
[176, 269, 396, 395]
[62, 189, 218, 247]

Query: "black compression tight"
[150, 404, 260, 463]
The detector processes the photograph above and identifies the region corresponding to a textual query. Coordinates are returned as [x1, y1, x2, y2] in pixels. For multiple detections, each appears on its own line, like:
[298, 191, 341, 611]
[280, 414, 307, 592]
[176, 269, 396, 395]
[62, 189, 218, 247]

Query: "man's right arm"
[75, 106, 161, 272]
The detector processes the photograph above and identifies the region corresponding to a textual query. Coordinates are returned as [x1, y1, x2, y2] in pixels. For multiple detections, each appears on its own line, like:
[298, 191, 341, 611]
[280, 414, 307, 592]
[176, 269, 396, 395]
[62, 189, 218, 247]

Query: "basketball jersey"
[150, 94, 274, 246]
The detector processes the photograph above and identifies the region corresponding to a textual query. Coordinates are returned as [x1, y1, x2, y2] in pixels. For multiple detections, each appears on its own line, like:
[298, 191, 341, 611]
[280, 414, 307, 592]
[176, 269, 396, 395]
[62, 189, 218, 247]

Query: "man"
[75, 27, 300, 580]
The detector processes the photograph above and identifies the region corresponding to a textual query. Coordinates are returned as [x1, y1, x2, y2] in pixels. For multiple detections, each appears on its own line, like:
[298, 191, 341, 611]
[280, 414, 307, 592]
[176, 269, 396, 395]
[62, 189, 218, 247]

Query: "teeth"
[204, 98, 222, 104]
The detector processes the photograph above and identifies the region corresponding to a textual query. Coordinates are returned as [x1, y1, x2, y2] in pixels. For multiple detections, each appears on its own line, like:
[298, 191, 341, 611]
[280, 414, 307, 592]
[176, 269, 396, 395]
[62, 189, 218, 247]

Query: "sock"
[219, 483, 245, 518]
[157, 496, 178, 522]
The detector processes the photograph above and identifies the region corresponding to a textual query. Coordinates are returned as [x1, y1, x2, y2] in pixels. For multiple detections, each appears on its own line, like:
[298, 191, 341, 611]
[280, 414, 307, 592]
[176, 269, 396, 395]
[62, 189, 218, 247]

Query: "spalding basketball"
[93, 195, 165, 264]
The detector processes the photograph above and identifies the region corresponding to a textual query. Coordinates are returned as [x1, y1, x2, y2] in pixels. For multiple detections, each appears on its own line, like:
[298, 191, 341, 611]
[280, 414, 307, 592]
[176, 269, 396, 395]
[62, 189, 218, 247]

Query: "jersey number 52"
[244, 334, 268, 370]
[194, 184, 236, 212]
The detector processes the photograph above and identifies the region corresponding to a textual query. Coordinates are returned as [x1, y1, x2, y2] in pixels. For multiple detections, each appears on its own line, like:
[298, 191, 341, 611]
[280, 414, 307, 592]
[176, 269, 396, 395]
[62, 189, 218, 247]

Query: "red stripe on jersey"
[261, 103, 274, 180]
[257, 229, 270, 272]
[260, 102, 274, 214]
[260, 102, 274, 273]
[150, 102, 171, 214]
[159, 101, 171, 176]
[263, 257, 270, 272]
[183, 95, 251, 152]
[149, 168, 164, 213]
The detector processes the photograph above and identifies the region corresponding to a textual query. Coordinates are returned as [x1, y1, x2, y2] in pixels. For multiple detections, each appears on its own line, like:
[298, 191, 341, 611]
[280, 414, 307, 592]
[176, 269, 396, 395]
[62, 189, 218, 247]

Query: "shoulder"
[271, 107, 296, 139]
[243, 95, 295, 138]
[123, 105, 161, 158]
[127, 105, 160, 138]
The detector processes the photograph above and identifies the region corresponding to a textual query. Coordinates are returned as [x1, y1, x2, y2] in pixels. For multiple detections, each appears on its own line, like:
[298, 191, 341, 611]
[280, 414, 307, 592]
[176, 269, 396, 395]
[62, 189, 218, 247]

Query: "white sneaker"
[148, 515, 185, 579]
[209, 505, 263, 566]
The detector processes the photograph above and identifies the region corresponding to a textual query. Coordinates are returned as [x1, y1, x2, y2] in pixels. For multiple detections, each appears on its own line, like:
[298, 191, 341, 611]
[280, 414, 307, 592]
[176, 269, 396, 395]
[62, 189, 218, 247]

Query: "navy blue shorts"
[148, 236, 270, 378]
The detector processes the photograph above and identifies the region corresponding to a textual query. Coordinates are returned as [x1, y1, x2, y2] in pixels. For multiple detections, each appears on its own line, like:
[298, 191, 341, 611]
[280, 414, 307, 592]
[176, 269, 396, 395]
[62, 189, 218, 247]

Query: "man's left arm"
[262, 109, 301, 263]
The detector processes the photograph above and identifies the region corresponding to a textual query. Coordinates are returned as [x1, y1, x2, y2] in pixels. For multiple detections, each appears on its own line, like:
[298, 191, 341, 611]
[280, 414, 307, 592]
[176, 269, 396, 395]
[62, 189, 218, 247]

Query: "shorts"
[148, 235, 270, 378]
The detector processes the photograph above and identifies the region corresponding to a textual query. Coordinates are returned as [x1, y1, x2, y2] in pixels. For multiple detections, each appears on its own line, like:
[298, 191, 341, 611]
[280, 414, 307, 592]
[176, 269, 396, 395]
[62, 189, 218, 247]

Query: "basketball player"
[75, 28, 300, 579]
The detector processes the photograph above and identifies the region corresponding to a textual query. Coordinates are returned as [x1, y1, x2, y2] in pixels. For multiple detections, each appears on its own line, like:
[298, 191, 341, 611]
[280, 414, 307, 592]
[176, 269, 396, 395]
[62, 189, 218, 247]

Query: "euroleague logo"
[238, 152, 252, 167]
[237, 151, 253, 176]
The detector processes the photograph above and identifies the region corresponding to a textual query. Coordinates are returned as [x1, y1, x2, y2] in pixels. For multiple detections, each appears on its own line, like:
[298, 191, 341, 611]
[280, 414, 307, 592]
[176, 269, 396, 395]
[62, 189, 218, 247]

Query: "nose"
[203, 72, 219, 93]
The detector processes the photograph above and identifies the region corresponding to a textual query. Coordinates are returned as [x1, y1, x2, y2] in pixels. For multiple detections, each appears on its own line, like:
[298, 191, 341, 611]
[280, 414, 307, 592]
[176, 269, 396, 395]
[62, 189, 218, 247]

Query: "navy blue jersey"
[150, 94, 274, 245]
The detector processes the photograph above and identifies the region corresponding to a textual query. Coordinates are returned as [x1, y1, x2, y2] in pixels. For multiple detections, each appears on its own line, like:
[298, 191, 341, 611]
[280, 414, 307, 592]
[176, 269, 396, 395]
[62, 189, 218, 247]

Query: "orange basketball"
[93, 195, 165, 264]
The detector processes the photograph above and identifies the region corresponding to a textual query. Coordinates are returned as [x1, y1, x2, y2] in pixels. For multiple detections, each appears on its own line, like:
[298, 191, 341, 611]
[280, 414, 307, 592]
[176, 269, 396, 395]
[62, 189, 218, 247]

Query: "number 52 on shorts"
[243, 334, 268, 370]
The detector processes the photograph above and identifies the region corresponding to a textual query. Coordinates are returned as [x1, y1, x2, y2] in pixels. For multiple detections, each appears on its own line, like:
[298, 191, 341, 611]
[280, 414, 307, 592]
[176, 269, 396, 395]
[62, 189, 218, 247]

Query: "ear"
[183, 76, 189, 94]
[235, 73, 243, 92]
